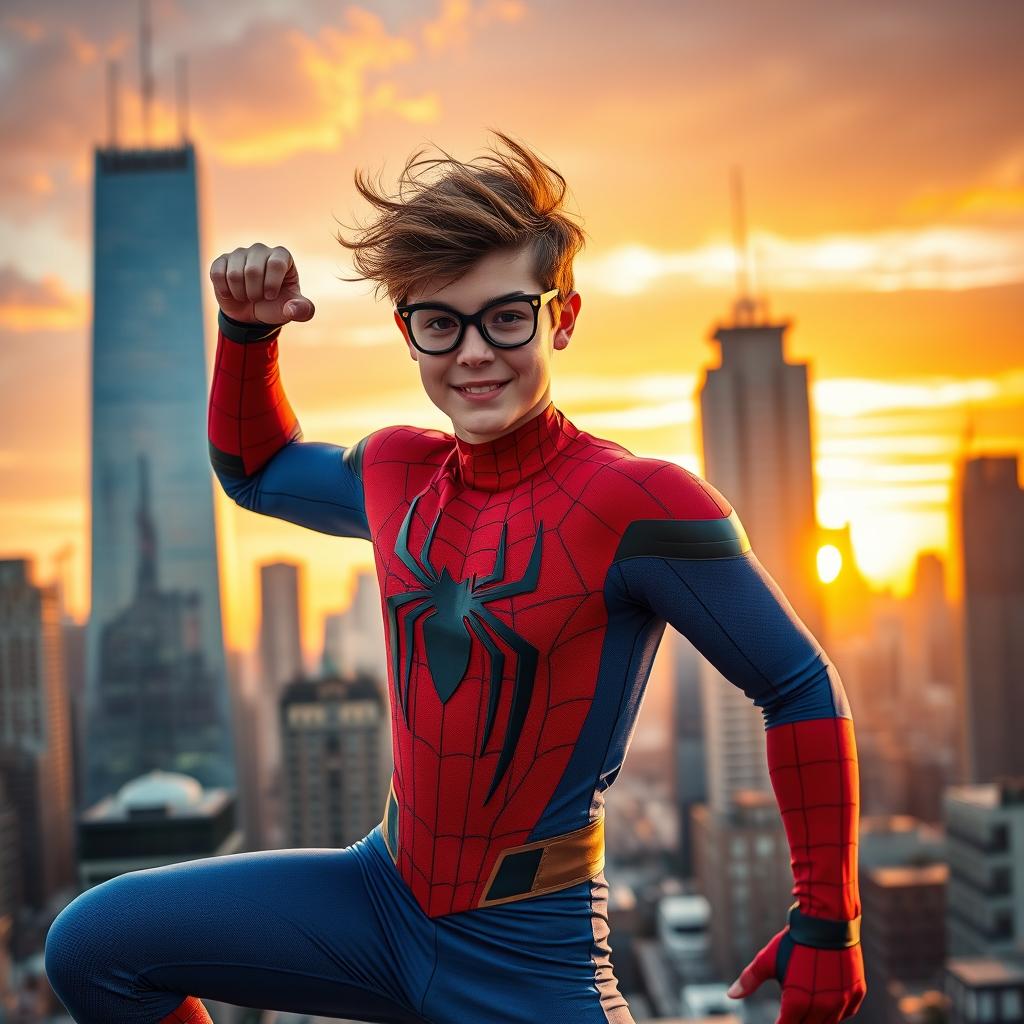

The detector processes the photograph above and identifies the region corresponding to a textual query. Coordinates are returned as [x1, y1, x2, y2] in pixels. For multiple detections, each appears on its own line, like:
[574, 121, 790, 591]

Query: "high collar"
[453, 400, 567, 492]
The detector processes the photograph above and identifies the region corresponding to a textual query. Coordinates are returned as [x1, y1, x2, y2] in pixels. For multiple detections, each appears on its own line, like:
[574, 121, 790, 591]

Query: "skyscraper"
[322, 570, 387, 684]
[698, 307, 823, 639]
[944, 780, 1024, 957]
[83, 142, 234, 807]
[0, 559, 76, 909]
[322, 569, 392, 797]
[955, 455, 1024, 784]
[696, 299, 826, 814]
[256, 561, 305, 848]
[280, 675, 387, 849]
[259, 562, 305, 694]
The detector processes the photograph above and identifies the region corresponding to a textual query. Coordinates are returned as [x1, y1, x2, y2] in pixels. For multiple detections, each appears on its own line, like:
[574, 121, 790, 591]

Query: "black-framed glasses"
[396, 288, 559, 354]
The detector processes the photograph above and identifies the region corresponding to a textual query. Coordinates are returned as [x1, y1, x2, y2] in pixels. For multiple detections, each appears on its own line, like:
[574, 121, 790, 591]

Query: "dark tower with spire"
[697, 168, 825, 641]
[83, 2, 232, 806]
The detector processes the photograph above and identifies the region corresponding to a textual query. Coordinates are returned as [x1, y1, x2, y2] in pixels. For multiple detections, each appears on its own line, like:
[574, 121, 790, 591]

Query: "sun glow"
[817, 544, 843, 584]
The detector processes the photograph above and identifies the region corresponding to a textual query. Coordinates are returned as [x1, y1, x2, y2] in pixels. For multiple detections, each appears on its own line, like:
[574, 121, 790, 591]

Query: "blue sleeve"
[611, 511, 850, 729]
[212, 434, 371, 541]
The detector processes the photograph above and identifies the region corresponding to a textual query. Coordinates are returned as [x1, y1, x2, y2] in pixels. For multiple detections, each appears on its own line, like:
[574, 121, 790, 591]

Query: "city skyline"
[12, 7, 1023, 1021]
[1, 0, 1022, 652]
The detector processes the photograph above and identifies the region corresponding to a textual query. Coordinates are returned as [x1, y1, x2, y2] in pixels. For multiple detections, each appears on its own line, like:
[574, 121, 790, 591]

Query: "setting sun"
[817, 544, 843, 584]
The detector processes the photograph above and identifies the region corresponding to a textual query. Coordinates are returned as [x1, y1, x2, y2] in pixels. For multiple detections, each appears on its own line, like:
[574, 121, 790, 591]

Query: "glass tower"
[83, 142, 235, 807]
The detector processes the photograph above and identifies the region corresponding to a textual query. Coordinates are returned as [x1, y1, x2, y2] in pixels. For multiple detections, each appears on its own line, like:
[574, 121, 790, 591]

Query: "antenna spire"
[728, 166, 766, 326]
[730, 165, 751, 303]
[139, 0, 154, 146]
[176, 54, 189, 143]
[106, 59, 119, 149]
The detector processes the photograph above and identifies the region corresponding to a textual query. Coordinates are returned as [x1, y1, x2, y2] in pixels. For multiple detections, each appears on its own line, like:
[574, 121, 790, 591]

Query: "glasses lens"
[408, 308, 462, 352]
[480, 299, 537, 346]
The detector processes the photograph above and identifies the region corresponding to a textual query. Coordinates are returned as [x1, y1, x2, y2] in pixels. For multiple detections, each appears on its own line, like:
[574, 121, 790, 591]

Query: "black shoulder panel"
[613, 508, 751, 562]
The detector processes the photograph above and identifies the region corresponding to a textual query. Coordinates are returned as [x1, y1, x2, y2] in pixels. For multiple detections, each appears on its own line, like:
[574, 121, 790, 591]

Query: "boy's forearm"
[208, 309, 300, 482]
[766, 715, 862, 924]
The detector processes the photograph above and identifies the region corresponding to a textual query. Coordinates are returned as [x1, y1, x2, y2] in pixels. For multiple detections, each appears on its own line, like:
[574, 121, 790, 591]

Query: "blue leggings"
[44, 823, 633, 1024]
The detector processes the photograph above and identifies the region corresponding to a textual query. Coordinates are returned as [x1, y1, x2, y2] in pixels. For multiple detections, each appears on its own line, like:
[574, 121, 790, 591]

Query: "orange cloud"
[421, 0, 527, 53]
[0, 169, 56, 198]
[811, 374, 1024, 417]
[366, 81, 440, 123]
[576, 225, 1024, 295]
[0, 264, 87, 331]
[193, 8, 448, 165]
[905, 143, 1024, 217]
[3, 15, 44, 41]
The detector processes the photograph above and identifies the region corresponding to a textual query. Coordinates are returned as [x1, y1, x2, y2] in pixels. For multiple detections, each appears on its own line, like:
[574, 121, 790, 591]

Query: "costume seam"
[138, 962, 395, 1002]
[418, 920, 440, 1021]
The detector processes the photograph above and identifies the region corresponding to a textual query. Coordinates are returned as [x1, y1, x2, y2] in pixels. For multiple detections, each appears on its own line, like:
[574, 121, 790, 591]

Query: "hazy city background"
[2, 2, 1023, 1023]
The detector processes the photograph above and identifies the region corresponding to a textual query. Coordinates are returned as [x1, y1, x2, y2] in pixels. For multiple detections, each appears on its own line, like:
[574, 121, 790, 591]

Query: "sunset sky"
[2, 0, 1022, 655]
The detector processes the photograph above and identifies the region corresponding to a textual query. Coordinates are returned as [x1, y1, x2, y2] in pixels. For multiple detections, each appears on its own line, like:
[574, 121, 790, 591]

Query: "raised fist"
[209, 243, 315, 326]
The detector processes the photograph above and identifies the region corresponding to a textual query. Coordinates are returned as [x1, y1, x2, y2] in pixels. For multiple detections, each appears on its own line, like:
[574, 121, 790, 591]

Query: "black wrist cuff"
[218, 308, 284, 344]
[786, 901, 861, 949]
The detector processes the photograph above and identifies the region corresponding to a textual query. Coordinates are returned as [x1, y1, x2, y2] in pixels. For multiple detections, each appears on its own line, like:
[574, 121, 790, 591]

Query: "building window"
[977, 989, 995, 1022]
[991, 824, 1009, 852]
[1000, 989, 1022, 1020]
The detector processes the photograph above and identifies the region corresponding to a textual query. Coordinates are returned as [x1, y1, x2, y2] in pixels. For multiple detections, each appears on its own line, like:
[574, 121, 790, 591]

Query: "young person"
[45, 132, 866, 1024]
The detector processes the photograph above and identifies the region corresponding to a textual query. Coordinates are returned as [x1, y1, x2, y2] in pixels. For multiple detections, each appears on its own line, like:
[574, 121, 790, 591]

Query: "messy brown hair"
[333, 129, 587, 328]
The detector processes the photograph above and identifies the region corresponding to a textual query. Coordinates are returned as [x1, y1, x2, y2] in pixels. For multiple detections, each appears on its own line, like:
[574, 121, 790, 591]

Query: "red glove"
[727, 717, 867, 1023]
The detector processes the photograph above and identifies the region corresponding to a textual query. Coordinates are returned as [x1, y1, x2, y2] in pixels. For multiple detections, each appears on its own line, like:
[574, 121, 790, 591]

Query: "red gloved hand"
[727, 909, 866, 1023]
[728, 716, 868, 1022]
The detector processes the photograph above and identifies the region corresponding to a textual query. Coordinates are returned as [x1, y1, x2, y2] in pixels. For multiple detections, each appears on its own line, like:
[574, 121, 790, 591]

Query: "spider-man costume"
[44, 309, 865, 1024]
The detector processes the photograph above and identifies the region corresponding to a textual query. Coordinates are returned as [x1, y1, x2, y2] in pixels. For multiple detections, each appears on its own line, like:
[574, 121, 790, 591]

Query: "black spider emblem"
[386, 492, 543, 802]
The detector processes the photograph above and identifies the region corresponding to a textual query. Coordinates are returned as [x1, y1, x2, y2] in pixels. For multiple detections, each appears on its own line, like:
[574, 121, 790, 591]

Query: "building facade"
[83, 143, 234, 806]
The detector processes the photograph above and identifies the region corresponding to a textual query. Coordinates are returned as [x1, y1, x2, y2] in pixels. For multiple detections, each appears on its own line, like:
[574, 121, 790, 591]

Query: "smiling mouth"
[452, 381, 510, 394]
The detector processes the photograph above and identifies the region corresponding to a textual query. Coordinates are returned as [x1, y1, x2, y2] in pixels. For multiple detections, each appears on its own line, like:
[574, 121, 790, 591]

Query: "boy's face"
[394, 245, 581, 444]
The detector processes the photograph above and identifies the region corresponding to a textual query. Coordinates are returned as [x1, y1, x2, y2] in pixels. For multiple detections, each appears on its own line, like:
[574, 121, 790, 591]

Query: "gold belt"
[380, 780, 605, 908]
